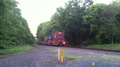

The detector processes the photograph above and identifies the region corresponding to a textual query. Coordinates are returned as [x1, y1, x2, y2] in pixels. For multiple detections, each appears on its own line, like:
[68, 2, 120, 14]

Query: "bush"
[0, 44, 6, 49]
[82, 39, 94, 45]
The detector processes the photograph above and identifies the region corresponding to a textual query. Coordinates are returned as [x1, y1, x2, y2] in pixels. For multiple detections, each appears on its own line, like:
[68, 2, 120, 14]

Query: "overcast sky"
[15, 0, 113, 37]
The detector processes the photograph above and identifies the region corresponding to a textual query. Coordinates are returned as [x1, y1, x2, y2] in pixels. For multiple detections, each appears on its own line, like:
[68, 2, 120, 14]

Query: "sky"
[15, 0, 114, 37]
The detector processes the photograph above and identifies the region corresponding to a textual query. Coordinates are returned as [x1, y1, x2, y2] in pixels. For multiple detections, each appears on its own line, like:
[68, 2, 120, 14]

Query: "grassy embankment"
[87, 44, 120, 50]
[0, 45, 35, 55]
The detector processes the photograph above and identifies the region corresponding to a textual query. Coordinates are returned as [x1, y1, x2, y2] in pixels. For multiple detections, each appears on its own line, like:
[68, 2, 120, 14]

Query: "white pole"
[58, 48, 60, 61]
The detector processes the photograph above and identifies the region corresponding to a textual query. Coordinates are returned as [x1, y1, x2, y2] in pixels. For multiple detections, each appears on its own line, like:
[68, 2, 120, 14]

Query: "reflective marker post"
[58, 48, 60, 61]
[61, 50, 63, 62]
[93, 62, 95, 65]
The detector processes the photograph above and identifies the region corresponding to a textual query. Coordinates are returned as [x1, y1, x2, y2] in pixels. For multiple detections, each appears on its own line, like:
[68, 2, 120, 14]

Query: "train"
[37, 31, 66, 46]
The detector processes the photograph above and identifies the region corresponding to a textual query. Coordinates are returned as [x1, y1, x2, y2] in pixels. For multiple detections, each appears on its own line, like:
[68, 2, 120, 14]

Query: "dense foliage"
[37, 0, 120, 46]
[0, 0, 35, 49]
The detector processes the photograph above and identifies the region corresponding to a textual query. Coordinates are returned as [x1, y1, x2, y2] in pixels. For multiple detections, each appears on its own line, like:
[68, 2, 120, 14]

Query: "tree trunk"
[111, 35, 114, 44]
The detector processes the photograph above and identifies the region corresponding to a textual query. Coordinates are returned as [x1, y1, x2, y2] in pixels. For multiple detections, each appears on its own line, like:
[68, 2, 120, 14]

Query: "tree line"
[37, 0, 120, 46]
[0, 0, 35, 49]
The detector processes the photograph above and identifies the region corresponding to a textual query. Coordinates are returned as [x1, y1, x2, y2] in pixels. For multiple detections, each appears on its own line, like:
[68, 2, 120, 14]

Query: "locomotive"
[37, 31, 66, 46]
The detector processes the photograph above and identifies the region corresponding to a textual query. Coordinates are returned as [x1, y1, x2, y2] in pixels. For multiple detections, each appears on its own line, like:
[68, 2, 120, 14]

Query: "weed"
[47, 48, 60, 51]
[117, 59, 120, 61]
[74, 63, 77, 64]
[64, 56, 76, 60]
[53, 53, 58, 57]
[104, 57, 115, 60]
[46, 48, 55, 51]
[99, 58, 106, 61]
[64, 55, 81, 60]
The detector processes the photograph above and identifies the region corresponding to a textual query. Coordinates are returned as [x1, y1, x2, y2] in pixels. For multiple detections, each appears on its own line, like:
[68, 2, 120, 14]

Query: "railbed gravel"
[0, 45, 120, 67]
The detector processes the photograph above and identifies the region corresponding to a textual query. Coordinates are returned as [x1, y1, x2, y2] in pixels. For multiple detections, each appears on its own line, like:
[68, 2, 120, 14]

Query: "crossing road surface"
[0, 45, 120, 67]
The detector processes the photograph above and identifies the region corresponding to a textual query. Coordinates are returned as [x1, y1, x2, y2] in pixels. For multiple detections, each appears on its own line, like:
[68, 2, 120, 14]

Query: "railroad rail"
[66, 46, 120, 52]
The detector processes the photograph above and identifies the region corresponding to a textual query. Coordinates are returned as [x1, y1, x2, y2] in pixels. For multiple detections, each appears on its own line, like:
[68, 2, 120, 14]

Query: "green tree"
[115, 14, 120, 22]
[83, 2, 120, 44]
[100, 2, 120, 44]
[0, 0, 35, 49]
[63, 0, 93, 46]
[83, 3, 107, 44]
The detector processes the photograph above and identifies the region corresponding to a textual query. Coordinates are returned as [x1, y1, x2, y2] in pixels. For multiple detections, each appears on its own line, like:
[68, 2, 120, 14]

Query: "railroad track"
[66, 46, 120, 52]
[37, 44, 120, 52]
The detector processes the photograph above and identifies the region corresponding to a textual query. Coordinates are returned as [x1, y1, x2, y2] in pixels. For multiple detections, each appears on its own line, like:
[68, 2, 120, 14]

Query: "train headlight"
[62, 41, 66, 45]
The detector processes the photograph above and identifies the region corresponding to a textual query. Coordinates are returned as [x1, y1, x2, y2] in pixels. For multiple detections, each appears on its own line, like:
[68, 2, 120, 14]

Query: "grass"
[74, 63, 77, 64]
[53, 53, 58, 57]
[54, 54, 82, 61]
[64, 55, 81, 60]
[47, 48, 57, 51]
[87, 44, 120, 50]
[0, 45, 35, 55]
[64, 55, 76, 60]
[53, 50, 81, 60]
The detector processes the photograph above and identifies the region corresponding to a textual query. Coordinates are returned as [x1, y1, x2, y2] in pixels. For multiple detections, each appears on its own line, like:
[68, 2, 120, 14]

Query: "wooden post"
[58, 48, 60, 61]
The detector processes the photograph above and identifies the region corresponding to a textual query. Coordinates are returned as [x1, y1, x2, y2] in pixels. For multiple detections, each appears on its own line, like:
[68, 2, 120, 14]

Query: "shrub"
[0, 44, 6, 49]
[82, 39, 94, 45]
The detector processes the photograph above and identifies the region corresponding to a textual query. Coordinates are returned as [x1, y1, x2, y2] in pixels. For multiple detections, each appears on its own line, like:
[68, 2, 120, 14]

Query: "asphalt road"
[0, 44, 120, 67]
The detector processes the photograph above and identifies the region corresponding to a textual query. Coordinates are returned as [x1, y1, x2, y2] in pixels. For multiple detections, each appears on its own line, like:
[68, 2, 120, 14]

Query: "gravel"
[0, 44, 120, 67]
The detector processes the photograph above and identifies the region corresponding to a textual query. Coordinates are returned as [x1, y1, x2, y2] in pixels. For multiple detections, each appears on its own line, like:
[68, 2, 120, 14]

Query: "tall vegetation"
[37, 0, 120, 46]
[0, 0, 35, 49]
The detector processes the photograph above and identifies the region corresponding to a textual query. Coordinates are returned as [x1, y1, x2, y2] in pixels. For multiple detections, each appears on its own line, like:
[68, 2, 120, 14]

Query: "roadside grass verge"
[87, 44, 120, 50]
[0, 45, 35, 55]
